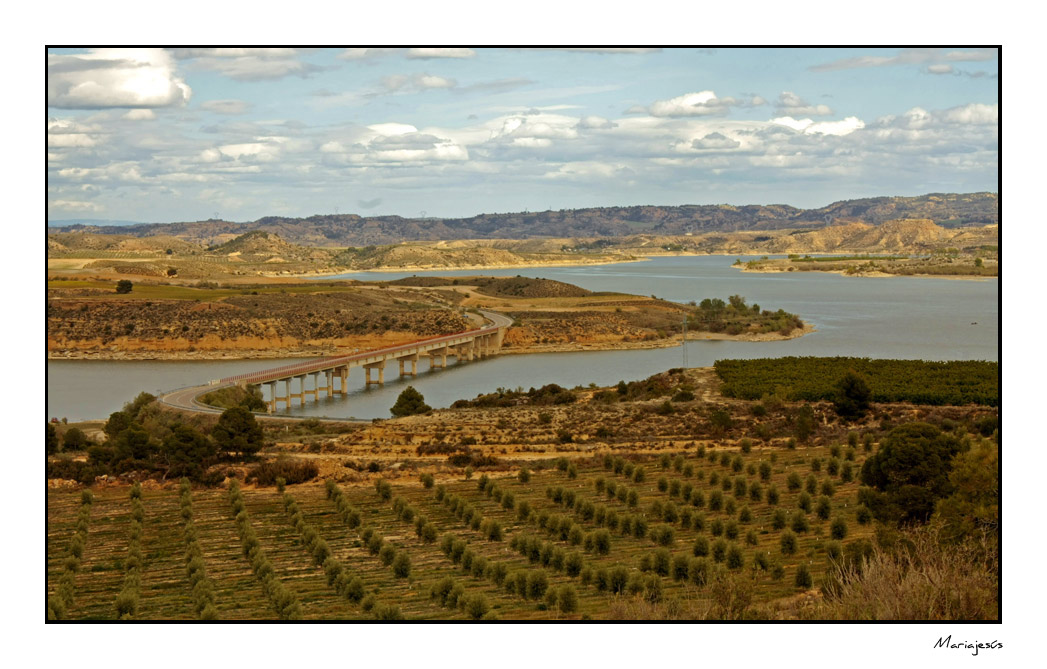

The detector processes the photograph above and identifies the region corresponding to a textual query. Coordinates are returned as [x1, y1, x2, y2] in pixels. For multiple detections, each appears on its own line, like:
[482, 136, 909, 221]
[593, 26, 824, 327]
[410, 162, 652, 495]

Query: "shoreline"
[280, 254, 650, 279]
[47, 323, 817, 362]
[737, 265, 996, 281]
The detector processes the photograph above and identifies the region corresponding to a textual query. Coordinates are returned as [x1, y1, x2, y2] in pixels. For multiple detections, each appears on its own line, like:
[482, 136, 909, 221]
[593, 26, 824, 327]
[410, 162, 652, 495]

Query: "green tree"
[163, 424, 218, 479]
[833, 370, 872, 420]
[859, 422, 964, 524]
[794, 405, 815, 443]
[935, 438, 999, 542]
[115, 279, 133, 294]
[390, 386, 431, 417]
[47, 423, 59, 455]
[62, 428, 88, 451]
[212, 406, 265, 457]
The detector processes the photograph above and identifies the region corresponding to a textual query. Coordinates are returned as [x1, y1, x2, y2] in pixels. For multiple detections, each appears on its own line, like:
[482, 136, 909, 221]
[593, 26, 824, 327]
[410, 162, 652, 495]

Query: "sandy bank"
[48, 323, 815, 362]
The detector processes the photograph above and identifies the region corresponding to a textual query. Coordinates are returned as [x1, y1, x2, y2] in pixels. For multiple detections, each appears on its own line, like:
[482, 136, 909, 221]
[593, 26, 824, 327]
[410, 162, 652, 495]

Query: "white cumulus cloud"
[48, 48, 191, 109]
[646, 91, 742, 117]
[776, 91, 833, 116]
[407, 48, 476, 59]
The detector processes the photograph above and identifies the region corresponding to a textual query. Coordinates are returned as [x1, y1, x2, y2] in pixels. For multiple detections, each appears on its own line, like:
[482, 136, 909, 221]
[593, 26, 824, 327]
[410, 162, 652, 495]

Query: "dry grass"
[818, 524, 998, 620]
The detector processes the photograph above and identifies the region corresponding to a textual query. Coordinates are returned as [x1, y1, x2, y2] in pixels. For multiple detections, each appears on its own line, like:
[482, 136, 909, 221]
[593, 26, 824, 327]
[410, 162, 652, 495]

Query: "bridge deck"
[220, 311, 510, 386]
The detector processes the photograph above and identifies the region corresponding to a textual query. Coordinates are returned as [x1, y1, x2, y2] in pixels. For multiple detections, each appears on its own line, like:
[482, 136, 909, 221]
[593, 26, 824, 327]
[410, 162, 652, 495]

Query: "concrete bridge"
[159, 309, 512, 416]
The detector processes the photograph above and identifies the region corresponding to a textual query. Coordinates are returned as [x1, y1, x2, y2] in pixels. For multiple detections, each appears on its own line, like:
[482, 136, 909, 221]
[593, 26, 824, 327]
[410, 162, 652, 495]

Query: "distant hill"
[47, 193, 997, 247]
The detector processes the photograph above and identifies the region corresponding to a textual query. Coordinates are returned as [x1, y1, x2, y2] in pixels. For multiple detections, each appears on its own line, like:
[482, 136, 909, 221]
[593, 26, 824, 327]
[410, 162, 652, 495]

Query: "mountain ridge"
[48, 192, 997, 247]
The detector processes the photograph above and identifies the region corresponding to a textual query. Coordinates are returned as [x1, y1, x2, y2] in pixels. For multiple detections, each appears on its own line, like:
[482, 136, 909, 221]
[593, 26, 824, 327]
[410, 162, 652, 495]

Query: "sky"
[46, 47, 999, 223]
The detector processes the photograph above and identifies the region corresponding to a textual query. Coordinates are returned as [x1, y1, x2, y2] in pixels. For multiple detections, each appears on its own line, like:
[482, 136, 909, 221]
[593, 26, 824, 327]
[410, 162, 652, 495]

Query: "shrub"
[780, 531, 798, 555]
[766, 486, 780, 505]
[518, 468, 531, 483]
[795, 563, 813, 589]
[420, 473, 435, 489]
[464, 594, 489, 620]
[392, 551, 411, 578]
[657, 477, 669, 492]
[556, 585, 578, 613]
[688, 557, 710, 586]
[786, 472, 801, 491]
[791, 512, 809, 533]
[797, 492, 812, 513]
[831, 516, 848, 540]
[693, 536, 710, 557]
[525, 570, 549, 600]
[726, 544, 745, 570]
[652, 548, 671, 576]
[248, 458, 319, 486]
[816, 496, 832, 520]
[855, 506, 872, 525]
[712, 539, 728, 563]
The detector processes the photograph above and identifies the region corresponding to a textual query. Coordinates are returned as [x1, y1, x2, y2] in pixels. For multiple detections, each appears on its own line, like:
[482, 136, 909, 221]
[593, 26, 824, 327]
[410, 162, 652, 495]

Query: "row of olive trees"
[114, 483, 145, 619]
[283, 484, 404, 618]
[429, 576, 493, 619]
[435, 486, 504, 541]
[179, 479, 218, 619]
[47, 490, 93, 620]
[228, 480, 303, 620]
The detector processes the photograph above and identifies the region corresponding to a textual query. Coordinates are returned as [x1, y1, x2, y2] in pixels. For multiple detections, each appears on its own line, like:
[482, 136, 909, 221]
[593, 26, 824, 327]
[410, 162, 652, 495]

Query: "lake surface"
[47, 256, 998, 421]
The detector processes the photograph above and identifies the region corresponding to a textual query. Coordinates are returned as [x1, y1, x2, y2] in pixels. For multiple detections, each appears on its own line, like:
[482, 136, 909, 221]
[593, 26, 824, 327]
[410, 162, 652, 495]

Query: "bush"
[518, 468, 531, 483]
[712, 539, 728, 563]
[780, 531, 797, 555]
[392, 551, 411, 578]
[726, 544, 744, 570]
[766, 486, 780, 505]
[795, 563, 813, 589]
[653, 548, 671, 576]
[464, 594, 489, 620]
[831, 516, 848, 540]
[420, 473, 434, 489]
[247, 458, 318, 486]
[816, 496, 832, 520]
[693, 535, 710, 557]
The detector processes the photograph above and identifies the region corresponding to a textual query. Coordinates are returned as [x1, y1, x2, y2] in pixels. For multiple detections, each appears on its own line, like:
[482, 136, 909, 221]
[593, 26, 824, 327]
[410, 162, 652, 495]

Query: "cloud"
[811, 47, 997, 72]
[776, 91, 833, 116]
[407, 48, 476, 59]
[771, 116, 865, 136]
[645, 91, 741, 117]
[538, 48, 661, 54]
[174, 48, 320, 81]
[201, 99, 251, 115]
[48, 48, 191, 109]
[357, 198, 382, 209]
[942, 103, 998, 125]
[454, 77, 533, 95]
[48, 199, 104, 213]
[926, 64, 955, 75]
[379, 73, 457, 94]
[576, 115, 616, 130]
[48, 118, 101, 147]
[692, 132, 740, 149]
[123, 109, 155, 121]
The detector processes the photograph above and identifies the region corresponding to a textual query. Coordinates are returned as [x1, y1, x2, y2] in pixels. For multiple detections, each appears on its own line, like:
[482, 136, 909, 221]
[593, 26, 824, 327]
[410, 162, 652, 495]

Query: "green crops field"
[47, 444, 875, 620]
[714, 357, 998, 407]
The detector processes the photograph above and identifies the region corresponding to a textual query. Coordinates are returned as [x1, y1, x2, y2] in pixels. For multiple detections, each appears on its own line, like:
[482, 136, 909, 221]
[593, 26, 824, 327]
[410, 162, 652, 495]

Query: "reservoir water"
[47, 256, 998, 422]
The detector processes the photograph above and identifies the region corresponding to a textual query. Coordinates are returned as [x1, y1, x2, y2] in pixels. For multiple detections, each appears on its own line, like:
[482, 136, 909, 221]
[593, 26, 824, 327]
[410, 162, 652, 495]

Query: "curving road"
[157, 309, 512, 421]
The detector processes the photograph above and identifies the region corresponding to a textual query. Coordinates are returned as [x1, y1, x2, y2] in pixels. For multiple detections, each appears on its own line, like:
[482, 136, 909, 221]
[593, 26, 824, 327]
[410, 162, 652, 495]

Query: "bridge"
[158, 309, 512, 416]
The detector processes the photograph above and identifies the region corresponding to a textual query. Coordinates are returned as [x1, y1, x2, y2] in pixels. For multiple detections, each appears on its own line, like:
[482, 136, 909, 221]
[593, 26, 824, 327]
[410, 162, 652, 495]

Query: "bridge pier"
[306, 372, 319, 403]
[267, 381, 277, 414]
[324, 369, 334, 398]
[365, 361, 385, 386]
[429, 347, 448, 369]
[398, 353, 419, 378]
[336, 366, 348, 395]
